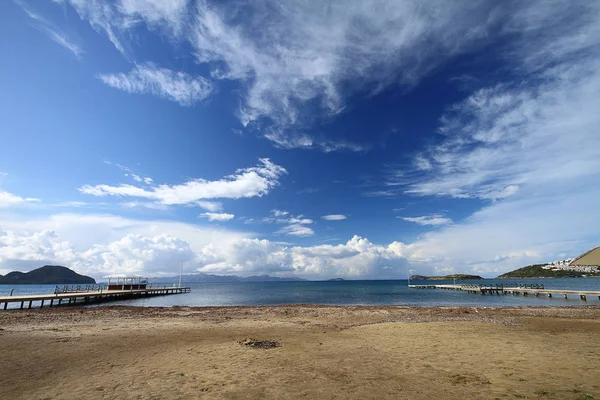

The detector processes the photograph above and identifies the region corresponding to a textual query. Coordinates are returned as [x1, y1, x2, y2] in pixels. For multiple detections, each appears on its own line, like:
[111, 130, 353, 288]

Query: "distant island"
[327, 278, 345, 281]
[0, 265, 96, 285]
[150, 273, 306, 284]
[498, 264, 600, 279]
[410, 274, 483, 281]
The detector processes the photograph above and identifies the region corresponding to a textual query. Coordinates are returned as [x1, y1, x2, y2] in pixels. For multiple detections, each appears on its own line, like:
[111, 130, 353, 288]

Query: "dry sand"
[1, 305, 599, 400]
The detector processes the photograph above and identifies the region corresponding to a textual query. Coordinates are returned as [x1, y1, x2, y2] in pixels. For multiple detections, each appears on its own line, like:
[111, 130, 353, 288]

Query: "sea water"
[1, 278, 599, 308]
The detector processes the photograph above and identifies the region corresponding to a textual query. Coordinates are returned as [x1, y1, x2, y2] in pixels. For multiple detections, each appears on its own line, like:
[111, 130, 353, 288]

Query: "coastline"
[1, 305, 599, 399]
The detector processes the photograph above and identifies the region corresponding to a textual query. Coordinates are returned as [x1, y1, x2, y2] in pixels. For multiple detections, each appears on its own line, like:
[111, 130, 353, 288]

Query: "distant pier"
[0, 285, 191, 310]
[409, 283, 600, 301]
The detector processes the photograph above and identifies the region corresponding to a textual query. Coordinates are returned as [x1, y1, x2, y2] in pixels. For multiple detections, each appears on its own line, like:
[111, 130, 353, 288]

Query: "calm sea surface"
[1, 278, 599, 308]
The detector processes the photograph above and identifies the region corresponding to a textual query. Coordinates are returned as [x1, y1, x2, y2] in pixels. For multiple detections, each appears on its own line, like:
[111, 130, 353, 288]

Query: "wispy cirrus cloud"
[79, 158, 286, 206]
[52, 0, 540, 151]
[258, 210, 315, 237]
[401, 214, 452, 226]
[16, 1, 84, 58]
[200, 212, 234, 222]
[98, 63, 213, 106]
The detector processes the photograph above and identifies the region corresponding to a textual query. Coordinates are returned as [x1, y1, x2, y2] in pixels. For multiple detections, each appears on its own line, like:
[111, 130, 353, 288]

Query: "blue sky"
[1, 0, 600, 279]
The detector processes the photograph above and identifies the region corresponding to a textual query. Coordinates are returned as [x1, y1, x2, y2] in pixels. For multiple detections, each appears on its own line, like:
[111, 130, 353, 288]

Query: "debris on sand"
[239, 338, 280, 349]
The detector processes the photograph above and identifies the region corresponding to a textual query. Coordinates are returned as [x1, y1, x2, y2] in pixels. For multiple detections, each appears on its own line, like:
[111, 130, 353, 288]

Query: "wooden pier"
[409, 284, 600, 301]
[0, 286, 191, 310]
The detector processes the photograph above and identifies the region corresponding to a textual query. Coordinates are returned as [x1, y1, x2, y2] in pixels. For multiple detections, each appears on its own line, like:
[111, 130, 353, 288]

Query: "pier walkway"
[0, 286, 191, 310]
[409, 284, 600, 301]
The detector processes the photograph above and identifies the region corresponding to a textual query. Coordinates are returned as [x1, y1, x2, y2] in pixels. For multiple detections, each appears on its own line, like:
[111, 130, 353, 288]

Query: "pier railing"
[53, 283, 180, 294]
[410, 282, 598, 301]
[55, 285, 107, 294]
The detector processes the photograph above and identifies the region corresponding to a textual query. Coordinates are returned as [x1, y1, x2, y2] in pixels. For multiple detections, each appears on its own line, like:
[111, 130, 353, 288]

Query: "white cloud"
[104, 160, 133, 173]
[98, 63, 213, 106]
[394, 1, 600, 201]
[200, 212, 234, 222]
[56, 0, 572, 151]
[57, 1, 600, 152]
[0, 191, 40, 208]
[187, 0, 508, 149]
[262, 210, 315, 237]
[79, 158, 286, 205]
[129, 174, 143, 182]
[322, 214, 346, 221]
[143, 177, 153, 184]
[197, 235, 412, 278]
[406, 184, 600, 275]
[17, 1, 84, 58]
[275, 224, 314, 237]
[61, 0, 126, 55]
[121, 201, 169, 211]
[52, 201, 92, 208]
[401, 215, 452, 226]
[195, 201, 222, 212]
[118, 0, 189, 32]
[0, 212, 416, 279]
[0, 212, 249, 276]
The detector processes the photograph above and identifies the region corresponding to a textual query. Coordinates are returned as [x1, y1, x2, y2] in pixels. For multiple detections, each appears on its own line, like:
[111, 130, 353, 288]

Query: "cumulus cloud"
[79, 158, 286, 205]
[197, 235, 411, 278]
[200, 212, 234, 222]
[98, 63, 213, 106]
[0, 213, 249, 276]
[322, 214, 346, 221]
[401, 215, 452, 226]
[0, 213, 419, 279]
[0, 191, 40, 208]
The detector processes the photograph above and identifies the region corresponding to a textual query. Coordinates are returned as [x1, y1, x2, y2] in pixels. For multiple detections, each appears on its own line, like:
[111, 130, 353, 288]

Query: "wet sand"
[1, 305, 599, 399]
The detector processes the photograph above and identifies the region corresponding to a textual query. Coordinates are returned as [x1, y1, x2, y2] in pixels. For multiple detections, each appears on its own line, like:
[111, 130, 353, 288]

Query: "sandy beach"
[1, 305, 599, 399]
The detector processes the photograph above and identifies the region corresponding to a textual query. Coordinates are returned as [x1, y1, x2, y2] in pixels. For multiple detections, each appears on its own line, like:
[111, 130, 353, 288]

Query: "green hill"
[0, 265, 96, 284]
[497, 264, 600, 279]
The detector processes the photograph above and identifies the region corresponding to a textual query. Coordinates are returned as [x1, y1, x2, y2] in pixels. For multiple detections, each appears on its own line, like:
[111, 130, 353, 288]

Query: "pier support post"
[40, 300, 44, 308]
[548, 293, 552, 298]
[564, 294, 567, 299]
[50, 299, 54, 307]
[20, 301, 24, 309]
[581, 295, 587, 301]
[28, 301, 32, 309]
[58, 299, 62, 306]
[2, 302, 6, 310]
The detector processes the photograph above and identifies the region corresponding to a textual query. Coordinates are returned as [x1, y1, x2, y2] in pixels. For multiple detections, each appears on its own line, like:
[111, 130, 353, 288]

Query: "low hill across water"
[497, 264, 600, 278]
[410, 274, 483, 281]
[0, 265, 96, 285]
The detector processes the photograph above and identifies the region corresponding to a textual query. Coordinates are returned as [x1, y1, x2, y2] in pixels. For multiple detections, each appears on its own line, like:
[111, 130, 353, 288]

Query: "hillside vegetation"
[498, 264, 600, 278]
[0, 265, 95, 285]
